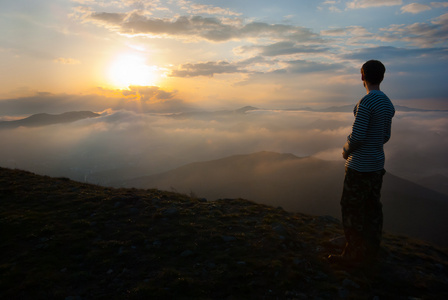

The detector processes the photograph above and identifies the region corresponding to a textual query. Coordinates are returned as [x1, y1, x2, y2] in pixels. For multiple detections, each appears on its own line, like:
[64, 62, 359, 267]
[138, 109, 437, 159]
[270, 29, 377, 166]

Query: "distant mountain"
[123, 151, 448, 246]
[0, 111, 100, 128]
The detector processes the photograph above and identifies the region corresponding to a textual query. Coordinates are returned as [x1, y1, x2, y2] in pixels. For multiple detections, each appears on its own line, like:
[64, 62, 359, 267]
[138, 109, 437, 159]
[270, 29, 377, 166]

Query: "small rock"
[207, 263, 216, 269]
[181, 250, 194, 257]
[221, 235, 236, 242]
[342, 278, 360, 289]
[129, 207, 139, 214]
[163, 207, 179, 215]
[272, 223, 286, 234]
[338, 287, 349, 299]
[65, 296, 82, 300]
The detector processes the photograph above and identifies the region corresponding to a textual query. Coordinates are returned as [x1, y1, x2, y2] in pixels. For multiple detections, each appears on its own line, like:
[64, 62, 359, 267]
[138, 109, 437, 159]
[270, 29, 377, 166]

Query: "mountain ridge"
[0, 111, 100, 128]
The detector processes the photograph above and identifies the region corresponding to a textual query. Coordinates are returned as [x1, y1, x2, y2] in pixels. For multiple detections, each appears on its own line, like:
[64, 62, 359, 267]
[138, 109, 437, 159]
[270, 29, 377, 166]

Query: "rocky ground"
[1, 167, 448, 299]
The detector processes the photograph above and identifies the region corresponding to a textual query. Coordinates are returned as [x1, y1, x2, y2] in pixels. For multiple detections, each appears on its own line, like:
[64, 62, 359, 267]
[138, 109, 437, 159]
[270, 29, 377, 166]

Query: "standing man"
[329, 60, 395, 267]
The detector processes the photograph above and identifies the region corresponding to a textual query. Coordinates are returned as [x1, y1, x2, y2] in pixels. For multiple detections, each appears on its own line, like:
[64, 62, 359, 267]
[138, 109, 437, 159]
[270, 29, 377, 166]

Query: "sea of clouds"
[1, 105, 446, 187]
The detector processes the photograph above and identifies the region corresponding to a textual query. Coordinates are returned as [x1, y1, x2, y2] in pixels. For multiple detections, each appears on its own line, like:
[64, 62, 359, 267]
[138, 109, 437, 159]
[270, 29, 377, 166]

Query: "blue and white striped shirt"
[343, 90, 395, 172]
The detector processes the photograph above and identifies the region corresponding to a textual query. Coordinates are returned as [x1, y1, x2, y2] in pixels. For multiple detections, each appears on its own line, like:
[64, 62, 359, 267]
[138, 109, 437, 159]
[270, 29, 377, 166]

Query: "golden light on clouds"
[107, 53, 160, 89]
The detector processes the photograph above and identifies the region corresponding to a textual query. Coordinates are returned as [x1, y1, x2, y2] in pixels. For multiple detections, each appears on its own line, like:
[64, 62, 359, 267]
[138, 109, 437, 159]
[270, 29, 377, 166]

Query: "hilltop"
[0, 111, 100, 129]
[1, 167, 448, 299]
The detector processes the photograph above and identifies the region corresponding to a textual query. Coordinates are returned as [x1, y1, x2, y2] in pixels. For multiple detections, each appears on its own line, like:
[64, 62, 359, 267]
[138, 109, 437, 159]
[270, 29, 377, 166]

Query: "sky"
[1, 0, 447, 111]
[0, 0, 447, 189]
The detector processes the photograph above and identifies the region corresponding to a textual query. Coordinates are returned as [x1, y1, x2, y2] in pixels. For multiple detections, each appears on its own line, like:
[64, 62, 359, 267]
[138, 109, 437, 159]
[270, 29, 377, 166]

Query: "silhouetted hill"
[1, 167, 447, 299]
[124, 151, 448, 246]
[0, 111, 100, 128]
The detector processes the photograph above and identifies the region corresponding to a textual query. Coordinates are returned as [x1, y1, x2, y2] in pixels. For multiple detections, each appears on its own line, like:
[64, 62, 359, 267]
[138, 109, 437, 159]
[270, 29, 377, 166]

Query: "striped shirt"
[343, 90, 395, 172]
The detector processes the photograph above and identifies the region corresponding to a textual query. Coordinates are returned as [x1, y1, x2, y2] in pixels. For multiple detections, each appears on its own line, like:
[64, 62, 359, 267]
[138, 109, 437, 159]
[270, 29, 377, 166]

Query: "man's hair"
[361, 60, 385, 85]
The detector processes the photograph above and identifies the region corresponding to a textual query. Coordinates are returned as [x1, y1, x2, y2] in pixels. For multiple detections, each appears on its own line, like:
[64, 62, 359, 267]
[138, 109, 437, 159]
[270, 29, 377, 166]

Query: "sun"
[108, 53, 160, 89]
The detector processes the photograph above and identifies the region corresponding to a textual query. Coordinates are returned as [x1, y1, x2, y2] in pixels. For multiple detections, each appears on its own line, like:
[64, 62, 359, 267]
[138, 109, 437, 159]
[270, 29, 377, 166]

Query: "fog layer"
[1, 106, 446, 189]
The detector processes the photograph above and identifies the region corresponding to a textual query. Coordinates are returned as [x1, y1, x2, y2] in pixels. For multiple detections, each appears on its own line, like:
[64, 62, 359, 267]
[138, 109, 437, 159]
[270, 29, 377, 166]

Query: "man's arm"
[383, 117, 393, 144]
[342, 103, 371, 159]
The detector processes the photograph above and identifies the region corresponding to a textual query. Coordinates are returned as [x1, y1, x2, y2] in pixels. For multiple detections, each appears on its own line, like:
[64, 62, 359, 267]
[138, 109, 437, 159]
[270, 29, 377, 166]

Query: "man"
[329, 60, 395, 267]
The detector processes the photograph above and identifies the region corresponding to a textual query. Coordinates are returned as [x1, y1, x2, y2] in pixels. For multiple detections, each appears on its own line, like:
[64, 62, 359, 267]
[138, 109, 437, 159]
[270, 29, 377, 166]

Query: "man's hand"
[342, 151, 349, 160]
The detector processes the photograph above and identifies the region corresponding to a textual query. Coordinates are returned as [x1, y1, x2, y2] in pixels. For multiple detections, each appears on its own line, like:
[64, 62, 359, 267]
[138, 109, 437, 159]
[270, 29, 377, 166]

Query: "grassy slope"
[1, 167, 447, 300]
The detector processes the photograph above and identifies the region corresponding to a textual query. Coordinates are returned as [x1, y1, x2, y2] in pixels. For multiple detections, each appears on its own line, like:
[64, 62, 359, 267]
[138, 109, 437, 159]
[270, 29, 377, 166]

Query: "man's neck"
[364, 82, 381, 93]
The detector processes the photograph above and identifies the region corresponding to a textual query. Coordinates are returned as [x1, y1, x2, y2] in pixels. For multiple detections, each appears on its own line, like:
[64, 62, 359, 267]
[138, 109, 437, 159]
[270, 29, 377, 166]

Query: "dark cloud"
[90, 12, 126, 24]
[87, 12, 320, 43]
[249, 59, 345, 78]
[343, 46, 448, 61]
[169, 61, 243, 77]
[286, 60, 343, 73]
[240, 41, 329, 57]
[169, 56, 344, 78]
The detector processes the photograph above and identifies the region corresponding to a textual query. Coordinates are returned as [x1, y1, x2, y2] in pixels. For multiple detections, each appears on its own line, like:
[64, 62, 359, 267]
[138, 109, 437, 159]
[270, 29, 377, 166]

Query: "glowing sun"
[108, 54, 159, 89]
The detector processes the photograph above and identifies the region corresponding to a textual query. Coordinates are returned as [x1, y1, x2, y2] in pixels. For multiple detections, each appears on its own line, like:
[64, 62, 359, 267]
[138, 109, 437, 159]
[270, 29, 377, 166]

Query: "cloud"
[177, 0, 242, 16]
[248, 42, 329, 57]
[169, 54, 347, 79]
[85, 11, 320, 43]
[0, 88, 189, 116]
[346, 0, 403, 9]
[431, 2, 448, 9]
[169, 61, 244, 77]
[399, 2, 448, 14]
[379, 13, 448, 47]
[401, 3, 431, 14]
[90, 12, 126, 24]
[286, 60, 343, 73]
[122, 85, 177, 102]
[343, 46, 447, 60]
[320, 26, 375, 46]
[53, 57, 81, 65]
